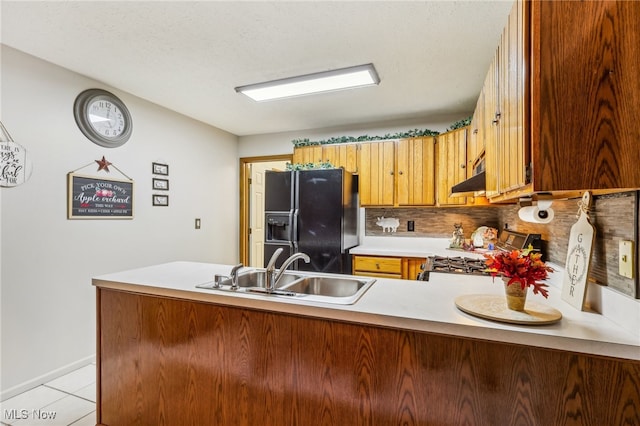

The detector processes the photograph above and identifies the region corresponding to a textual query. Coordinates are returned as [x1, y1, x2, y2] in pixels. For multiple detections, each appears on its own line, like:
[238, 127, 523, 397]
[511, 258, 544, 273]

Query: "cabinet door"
[468, 95, 485, 172]
[322, 144, 359, 174]
[497, 0, 528, 194]
[396, 138, 436, 206]
[437, 129, 467, 206]
[533, 0, 640, 191]
[484, 49, 501, 199]
[358, 141, 395, 206]
[292, 146, 323, 165]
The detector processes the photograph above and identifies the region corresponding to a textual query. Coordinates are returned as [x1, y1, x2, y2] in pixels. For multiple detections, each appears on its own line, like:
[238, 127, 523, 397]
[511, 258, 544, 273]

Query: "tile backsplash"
[366, 191, 638, 298]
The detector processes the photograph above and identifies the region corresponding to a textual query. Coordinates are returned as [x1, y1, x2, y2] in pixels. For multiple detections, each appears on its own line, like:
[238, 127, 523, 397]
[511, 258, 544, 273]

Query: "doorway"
[239, 155, 291, 267]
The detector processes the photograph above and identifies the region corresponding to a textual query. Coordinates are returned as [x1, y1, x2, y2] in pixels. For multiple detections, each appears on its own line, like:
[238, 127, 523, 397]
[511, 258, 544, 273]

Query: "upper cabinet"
[483, 0, 640, 201]
[396, 137, 436, 206]
[359, 138, 436, 207]
[436, 128, 468, 206]
[483, 0, 527, 200]
[292, 144, 359, 174]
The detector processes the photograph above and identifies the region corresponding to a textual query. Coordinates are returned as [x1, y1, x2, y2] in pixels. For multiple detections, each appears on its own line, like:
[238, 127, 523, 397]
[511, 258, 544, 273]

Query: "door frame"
[239, 154, 292, 265]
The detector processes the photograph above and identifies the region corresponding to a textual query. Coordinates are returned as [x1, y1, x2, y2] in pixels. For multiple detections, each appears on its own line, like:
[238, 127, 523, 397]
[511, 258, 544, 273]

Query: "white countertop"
[93, 260, 640, 361]
[350, 236, 488, 259]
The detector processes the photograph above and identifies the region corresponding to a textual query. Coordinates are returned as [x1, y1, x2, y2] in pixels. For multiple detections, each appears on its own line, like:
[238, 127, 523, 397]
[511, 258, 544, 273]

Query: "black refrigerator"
[263, 168, 359, 274]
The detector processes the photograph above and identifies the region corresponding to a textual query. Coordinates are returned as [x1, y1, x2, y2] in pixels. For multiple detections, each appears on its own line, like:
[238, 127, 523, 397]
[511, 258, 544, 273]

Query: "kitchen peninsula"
[94, 261, 639, 425]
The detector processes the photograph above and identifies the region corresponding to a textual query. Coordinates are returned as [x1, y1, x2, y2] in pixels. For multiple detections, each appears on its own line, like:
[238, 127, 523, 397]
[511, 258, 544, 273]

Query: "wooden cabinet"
[353, 255, 425, 280]
[321, 143, 359, 174]
[98, 287, 640, 426]
[292, 145, 322, 165]
[482, 0, 640, 201]
[436, 128, 468, 206]
[359, 138, 436, 207]
[292, 144, 358, 174]
[396, 137, 436, 206]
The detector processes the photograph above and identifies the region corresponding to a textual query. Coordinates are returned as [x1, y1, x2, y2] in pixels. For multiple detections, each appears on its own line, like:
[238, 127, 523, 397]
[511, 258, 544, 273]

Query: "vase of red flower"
[484, 248, 553, 311]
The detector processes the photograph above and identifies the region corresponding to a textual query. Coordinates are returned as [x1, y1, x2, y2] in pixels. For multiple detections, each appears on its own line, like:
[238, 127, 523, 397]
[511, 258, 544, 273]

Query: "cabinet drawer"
[353, 271, 402, 279]
[353, 256, 402, 274]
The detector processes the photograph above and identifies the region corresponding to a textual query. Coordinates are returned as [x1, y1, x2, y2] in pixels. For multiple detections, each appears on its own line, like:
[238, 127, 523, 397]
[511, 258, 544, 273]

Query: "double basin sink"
[196, 268, 376, 305]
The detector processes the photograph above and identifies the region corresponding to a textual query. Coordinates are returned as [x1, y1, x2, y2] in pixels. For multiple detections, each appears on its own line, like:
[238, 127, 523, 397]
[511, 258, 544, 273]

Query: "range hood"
[450, 170, 486, 195]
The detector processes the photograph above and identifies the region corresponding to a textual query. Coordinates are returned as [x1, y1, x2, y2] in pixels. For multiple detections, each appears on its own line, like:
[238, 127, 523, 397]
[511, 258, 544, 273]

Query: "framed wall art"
[152, 178, 169, 191]
[153, 194, 169, 206]
[152, 162, 169, 176]
[67, 173, 134, 219]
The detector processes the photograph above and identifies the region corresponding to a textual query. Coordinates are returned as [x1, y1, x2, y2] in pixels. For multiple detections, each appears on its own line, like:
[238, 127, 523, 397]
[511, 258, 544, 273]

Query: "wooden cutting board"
[561, 192, 596, 310]
[455, 294, 562, 325]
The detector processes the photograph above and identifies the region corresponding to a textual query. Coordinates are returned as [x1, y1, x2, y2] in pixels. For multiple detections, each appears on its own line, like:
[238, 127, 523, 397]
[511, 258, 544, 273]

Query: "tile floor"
[1, 364, 96, 426]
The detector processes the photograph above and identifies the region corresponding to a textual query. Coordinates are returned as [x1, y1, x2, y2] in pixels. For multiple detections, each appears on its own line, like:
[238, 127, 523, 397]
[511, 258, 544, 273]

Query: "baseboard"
[1, 354, 96, 401]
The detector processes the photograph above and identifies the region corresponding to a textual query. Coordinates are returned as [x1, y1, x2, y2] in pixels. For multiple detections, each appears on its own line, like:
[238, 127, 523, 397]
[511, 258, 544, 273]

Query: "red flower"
[484, 248, 553, 298]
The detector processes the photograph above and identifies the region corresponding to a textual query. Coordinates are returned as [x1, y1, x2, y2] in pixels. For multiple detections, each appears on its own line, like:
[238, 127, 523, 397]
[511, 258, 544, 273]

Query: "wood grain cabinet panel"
[436, 128, 468, 206]
[293, 144, 360, 174]
[358, 141, 396, 206]
[320, 143, 359, 174]
[97, 288, 640, 426]
[292, 145, 323, 165]
[482, 0, 640, 201]
[396, 137, 436, 206]
[359, 138, 436, 207]
[352, 255, 425, 280]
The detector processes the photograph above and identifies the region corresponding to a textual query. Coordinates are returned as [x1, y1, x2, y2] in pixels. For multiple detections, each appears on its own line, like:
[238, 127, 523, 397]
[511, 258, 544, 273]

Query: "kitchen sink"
[281, 276, 370, 297]
[196, 269, 375, 305]
[196, 269, 303, 289]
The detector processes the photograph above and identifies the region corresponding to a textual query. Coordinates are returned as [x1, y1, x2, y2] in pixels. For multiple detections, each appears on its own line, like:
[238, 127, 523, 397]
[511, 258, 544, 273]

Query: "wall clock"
[74, 88, 132, 148]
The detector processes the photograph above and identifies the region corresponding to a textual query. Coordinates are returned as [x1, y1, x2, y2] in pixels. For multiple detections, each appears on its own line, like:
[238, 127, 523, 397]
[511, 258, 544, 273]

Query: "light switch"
[195, 218, 201, 230]
[619, 240, 634, 278]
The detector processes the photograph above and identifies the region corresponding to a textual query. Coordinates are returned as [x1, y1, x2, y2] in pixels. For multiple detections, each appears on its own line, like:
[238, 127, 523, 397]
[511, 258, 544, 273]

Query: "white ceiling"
[1, 1, 514, 137]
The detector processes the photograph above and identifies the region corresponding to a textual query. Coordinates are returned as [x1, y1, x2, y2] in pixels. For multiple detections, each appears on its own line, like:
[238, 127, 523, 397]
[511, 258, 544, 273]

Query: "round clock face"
[74, 89, 132, 148]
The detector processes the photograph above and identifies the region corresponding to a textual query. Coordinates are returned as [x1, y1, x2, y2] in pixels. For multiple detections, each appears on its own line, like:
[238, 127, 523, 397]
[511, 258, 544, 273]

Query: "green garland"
[290, 118, 473, 147]
[291, 128, 440, 147]
[447, 116, 472, 131]
[285, 161, 335, 171]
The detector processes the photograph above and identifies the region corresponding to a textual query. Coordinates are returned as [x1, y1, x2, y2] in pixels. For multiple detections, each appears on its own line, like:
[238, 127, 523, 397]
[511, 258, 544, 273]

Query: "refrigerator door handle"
[292, 209, 299, 243]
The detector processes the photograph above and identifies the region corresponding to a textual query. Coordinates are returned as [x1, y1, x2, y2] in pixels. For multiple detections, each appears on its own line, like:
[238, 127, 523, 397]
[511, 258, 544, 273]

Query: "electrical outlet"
[619, 240, 634, 278]
[195, 218, 201, 230]
[407, 220, 415, 232]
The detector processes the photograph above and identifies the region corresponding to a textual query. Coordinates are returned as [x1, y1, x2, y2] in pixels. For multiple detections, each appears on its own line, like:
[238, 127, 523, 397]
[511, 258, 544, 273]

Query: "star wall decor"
[95, 156, 112, 172]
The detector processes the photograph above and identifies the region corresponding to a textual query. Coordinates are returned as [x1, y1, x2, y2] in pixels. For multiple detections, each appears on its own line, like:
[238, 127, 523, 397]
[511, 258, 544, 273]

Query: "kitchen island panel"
[97, 287, 640, 426]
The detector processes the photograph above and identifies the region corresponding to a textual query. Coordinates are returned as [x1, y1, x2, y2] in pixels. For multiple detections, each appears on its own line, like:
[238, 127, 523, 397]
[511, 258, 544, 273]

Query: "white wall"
[0, 46, 239, 397]
[238, 114, 466, 158]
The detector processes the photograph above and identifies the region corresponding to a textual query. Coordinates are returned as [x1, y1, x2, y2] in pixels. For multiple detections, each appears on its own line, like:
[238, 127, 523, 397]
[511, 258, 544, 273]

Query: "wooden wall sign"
[67, 173, 134, 219]
[561, 192, 595, 310]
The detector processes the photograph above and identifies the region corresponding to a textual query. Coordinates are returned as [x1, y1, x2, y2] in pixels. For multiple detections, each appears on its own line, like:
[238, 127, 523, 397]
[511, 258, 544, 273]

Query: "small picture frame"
[152, 194, 169, 206]
[152, 178, 169, 191]
[152, 162, 169, 176]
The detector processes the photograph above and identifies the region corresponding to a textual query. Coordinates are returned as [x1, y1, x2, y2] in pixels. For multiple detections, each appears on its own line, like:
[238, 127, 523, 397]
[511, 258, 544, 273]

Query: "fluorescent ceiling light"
[235, 63, 380, 101]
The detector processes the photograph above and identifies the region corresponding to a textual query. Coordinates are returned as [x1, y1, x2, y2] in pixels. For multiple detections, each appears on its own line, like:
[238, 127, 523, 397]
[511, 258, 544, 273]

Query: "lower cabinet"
[97, 287, 640, 426]
[353, 255, 425, 280]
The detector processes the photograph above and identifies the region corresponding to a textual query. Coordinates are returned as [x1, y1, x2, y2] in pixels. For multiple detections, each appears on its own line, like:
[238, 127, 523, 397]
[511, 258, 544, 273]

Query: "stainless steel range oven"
[417, 230, 542, 281]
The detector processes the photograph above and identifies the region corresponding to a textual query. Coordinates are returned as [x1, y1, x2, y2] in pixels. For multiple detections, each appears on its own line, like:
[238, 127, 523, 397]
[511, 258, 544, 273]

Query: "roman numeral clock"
[74, 89, 132, 148]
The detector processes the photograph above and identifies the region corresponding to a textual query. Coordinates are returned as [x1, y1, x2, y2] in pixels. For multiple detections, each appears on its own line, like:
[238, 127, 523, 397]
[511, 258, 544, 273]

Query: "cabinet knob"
[460, 164, 466, 169]
[390, 171, 394, 175]
[375, 263, 380, 269]
[398, 171, 404, 175]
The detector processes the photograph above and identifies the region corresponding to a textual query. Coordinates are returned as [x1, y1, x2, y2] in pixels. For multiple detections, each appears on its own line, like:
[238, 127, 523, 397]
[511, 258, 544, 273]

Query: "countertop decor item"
[484, 248, 553, 311]
[561, 192, 596, 310]
[74, 88, 132, 148]
[454, 294, 562, 325]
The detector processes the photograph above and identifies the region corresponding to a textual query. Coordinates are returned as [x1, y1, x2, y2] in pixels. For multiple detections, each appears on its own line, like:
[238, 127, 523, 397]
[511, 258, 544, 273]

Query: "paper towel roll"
[518, 205, 554, 224]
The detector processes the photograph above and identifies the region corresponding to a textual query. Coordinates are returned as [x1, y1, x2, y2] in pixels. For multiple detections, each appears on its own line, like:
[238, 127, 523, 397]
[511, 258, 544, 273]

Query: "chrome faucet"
[265, 248, 310, 292]
[214, 263, 244, 290]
